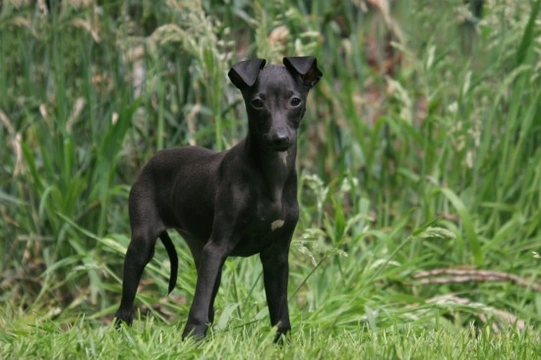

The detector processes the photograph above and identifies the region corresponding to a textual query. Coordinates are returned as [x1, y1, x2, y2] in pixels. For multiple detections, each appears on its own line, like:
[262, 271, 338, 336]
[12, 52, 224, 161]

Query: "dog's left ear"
[228, 59, 266, 89]
[283, 56, 322, 89]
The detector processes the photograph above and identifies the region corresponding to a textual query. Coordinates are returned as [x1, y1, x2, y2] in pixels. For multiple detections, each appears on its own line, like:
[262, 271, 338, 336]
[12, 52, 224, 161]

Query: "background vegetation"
[1, 0, 540, 358]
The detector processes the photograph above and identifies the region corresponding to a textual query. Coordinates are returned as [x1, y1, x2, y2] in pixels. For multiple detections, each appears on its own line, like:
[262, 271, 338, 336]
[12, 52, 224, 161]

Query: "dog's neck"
[243, 134, 296, 196]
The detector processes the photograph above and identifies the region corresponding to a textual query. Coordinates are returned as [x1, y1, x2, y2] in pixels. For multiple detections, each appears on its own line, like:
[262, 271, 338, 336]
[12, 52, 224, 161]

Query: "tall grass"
[0, 0, 540, 346]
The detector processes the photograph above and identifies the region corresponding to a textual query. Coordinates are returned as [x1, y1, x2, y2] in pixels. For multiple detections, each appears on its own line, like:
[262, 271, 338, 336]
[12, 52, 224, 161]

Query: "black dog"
[115, 57, 322, 341]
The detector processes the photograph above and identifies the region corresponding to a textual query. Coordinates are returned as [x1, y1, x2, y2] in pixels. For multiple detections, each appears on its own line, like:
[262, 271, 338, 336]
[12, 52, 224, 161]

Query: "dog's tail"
[159, 231, 178, 294]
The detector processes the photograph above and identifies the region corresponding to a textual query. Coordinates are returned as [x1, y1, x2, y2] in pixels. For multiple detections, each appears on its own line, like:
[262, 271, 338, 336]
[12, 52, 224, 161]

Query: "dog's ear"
[228, 59, 266, 89]
[283, 56, 322, 89]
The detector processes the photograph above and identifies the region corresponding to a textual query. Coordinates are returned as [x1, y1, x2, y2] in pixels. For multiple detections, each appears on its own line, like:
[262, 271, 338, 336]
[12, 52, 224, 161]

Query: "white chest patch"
[278, 151, 288, 166]
[271, 219, 285, 231]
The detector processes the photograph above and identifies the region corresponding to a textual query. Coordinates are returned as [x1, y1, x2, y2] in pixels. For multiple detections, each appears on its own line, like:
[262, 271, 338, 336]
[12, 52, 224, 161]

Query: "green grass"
[1, 0, 541, 358]
[1, 308, 539, 359]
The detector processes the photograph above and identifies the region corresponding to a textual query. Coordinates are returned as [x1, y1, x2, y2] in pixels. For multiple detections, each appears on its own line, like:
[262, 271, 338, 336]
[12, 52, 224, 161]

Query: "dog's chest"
[255, 197, 284, 231]
[231, 199, 285, 254]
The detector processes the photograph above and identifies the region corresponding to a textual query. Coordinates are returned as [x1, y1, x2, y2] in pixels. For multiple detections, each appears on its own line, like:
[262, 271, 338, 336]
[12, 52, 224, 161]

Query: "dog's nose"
[271, 130, 290, 147]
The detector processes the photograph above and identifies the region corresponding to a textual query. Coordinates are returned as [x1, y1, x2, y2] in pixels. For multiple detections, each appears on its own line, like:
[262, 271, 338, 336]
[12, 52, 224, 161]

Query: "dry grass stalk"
[427, 294, 526, 332]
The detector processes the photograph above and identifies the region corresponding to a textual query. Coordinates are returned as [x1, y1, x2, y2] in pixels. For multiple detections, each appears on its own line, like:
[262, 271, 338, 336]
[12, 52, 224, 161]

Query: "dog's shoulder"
[157, 146, 216, 157]
[149, 146, 217, 164]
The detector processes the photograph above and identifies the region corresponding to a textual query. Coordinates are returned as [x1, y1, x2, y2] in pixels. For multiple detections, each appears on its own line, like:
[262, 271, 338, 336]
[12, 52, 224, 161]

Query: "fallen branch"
[413, 268, 541, 292]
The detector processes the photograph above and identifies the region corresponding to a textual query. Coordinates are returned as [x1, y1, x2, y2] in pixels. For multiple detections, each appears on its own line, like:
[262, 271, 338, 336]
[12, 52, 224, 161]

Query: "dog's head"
[228, 57, 322, 152]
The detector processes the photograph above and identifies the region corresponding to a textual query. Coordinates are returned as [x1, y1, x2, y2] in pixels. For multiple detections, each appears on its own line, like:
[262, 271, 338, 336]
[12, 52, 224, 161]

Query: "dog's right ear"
[228, 59, 266, 89]
[283, 56, 322, 89]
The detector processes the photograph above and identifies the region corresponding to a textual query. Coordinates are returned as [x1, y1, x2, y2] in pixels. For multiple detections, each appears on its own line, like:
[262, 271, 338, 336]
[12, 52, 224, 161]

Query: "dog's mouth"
[270, 142, 292, 152]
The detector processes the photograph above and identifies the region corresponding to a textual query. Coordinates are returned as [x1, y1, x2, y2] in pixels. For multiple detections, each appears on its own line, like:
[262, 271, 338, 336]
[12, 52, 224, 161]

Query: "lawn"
[2, 311, 539, 359]
[1, 0, 540, 358]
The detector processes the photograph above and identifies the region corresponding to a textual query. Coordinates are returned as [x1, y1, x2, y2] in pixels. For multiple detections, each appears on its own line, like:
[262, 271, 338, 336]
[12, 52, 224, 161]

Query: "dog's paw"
[113, 310, 133, 329]
[182, 323, 207, 342]
[273, 326, 291, 345]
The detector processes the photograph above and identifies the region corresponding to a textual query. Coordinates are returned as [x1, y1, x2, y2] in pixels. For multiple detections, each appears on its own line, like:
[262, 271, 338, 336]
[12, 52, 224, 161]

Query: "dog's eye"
[290, 97, 302, 107]
[251, 99, 264, 108]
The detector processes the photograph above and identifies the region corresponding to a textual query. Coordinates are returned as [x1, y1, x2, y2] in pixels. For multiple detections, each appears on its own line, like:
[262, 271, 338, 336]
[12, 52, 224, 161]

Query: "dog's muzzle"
[269, 128, 292, 151]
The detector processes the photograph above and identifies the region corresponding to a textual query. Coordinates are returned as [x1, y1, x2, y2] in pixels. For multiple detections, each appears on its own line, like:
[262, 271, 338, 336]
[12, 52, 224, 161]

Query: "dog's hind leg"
[115, 220, 162, 326]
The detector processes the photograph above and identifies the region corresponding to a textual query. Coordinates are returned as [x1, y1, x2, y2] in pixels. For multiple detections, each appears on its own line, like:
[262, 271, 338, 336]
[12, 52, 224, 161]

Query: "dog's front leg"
[182, 241, 228, 340]
[208, 268, 223, 325]
[260, 228, 294, 342]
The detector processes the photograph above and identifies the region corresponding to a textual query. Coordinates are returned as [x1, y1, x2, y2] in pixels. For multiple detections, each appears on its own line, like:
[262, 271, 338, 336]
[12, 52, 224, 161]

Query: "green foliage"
[1, 0, 540, 355]
[1, 308, 539, 359]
